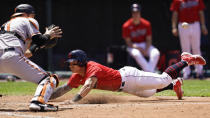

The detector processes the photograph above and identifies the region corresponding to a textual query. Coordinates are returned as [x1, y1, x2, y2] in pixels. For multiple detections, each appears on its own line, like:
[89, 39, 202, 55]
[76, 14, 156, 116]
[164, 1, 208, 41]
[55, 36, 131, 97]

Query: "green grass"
[156, 79, 210, 97]
[0, 79, 210, 97]
[0, 81, 37, 95]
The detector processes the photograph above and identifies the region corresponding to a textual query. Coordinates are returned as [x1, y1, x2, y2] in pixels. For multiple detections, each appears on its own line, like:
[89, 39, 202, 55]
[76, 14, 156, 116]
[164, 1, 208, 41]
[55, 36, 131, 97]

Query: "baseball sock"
[164, 60, 188, 79]
[156, 83, 173, 93]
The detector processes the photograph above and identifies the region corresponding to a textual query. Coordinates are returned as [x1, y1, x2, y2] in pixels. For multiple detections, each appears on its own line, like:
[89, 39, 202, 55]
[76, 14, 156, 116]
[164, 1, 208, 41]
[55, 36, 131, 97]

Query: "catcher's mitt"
[44, 24, 59, 48]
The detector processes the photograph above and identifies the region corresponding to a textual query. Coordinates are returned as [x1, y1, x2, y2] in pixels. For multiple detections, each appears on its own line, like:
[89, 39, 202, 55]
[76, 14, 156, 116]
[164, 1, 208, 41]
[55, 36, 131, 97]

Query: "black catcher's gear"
[15, 4, 35, 14]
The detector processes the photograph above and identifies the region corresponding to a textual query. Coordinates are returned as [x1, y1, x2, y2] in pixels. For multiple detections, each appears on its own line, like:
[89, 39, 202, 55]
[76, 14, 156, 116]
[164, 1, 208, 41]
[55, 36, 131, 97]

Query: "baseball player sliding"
[170, 0, 208, 79]
[0, 4, 62, 111]
[50, 49, 206, 104]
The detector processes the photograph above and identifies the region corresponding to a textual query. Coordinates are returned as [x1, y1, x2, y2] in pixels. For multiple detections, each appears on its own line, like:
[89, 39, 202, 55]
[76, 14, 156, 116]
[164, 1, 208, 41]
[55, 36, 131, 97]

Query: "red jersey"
[67, 61, 122, 91]
[170, 0, 205, 23]
[122, 18, 152, 43]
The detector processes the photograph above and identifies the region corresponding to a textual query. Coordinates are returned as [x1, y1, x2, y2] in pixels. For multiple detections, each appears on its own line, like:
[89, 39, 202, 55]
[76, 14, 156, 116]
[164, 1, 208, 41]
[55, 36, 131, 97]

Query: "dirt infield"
[0, 94, 210, 118]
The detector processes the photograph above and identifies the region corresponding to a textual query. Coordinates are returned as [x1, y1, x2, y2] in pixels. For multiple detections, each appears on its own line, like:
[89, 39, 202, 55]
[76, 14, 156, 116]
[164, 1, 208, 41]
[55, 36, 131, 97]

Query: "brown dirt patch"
[0, 94, 210, 118]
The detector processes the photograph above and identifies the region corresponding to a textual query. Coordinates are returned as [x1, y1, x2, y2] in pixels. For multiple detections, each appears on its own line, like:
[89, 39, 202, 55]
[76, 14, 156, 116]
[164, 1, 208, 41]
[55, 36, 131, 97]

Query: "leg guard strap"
[31, 75, 58, 104]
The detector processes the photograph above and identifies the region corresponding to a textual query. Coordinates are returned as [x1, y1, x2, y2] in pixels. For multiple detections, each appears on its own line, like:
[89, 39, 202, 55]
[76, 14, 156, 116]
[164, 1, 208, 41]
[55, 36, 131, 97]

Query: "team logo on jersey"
[129, 26, 133, 30]
[131, 29, 146, 38]
[180, 0, 198, 10]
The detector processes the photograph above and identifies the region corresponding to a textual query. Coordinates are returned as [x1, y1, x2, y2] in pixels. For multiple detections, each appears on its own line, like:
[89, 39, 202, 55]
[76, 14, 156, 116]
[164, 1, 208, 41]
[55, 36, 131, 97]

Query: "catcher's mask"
[12, 4, 35, 17]
[66, 49, 87, 66]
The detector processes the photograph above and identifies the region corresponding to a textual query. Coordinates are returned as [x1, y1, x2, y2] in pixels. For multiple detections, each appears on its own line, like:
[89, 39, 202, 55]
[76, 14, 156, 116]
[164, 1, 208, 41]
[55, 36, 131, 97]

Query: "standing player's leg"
[178, 23, 191, 79]
[191, 22, 203, 78]
[147, 46, 160, 72]
[127, 47, 150, 71]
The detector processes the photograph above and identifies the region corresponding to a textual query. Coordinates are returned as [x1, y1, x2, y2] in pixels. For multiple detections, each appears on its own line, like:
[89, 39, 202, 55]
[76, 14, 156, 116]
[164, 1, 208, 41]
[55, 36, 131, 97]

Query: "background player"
[0, 4, 62, 111]
[170, 0, 208, 79]
[49, 49, 206, 103]
[122, 3, 160, 72]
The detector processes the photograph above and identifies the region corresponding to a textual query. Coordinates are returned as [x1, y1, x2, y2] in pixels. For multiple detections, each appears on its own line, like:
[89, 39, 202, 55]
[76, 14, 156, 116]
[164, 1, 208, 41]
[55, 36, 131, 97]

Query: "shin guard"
[31, 75, 59, 104]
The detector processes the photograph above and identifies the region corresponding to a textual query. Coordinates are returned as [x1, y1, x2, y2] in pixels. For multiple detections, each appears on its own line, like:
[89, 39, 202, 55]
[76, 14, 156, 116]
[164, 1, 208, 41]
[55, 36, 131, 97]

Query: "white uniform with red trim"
[0, 16, 47, 84]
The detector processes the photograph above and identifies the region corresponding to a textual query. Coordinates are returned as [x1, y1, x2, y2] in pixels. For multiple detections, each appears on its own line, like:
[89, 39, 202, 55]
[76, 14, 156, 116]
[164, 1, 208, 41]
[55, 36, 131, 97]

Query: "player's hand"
[45, 25, 63, 39]
[141, 49, 149, 57]
[172, 28, 178, 37]
[136, 47, 148, 57]
[201, 25, 208, 35]
[24, 49, 33, 58]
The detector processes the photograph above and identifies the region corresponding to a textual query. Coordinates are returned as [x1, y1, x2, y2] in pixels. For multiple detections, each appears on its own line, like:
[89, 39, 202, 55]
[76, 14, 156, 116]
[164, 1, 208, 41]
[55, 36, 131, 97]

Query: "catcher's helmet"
[66, 49, 87, 66]
[12, 4, 35, 17]
[15, 4, 35, 14]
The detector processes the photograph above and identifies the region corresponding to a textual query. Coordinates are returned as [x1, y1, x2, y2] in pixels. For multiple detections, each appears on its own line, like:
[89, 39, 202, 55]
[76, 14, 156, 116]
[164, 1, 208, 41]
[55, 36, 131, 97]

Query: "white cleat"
[29, 102, 58, 111]
[29, 103, 41, 111]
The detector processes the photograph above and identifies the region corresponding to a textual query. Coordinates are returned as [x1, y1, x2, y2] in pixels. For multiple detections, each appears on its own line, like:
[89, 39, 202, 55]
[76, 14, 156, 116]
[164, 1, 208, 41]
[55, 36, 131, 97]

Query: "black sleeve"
[29, 43, 40, 54]
[31, 34, 51, 46]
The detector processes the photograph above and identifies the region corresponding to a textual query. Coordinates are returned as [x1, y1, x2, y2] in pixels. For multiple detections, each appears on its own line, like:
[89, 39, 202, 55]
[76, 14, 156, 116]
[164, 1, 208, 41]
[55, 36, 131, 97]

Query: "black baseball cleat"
[29, 101, 58, 111]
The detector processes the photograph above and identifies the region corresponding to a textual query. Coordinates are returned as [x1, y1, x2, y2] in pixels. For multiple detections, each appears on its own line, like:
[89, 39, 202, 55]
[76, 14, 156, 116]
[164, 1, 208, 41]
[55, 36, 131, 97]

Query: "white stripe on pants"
[119, 66, 172, 97]
[0, 49, 47, 84]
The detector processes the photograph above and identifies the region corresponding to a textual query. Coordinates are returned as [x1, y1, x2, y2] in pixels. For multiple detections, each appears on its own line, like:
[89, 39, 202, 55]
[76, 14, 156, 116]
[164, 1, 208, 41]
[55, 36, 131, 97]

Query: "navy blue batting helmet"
[66, 49, 87, 66]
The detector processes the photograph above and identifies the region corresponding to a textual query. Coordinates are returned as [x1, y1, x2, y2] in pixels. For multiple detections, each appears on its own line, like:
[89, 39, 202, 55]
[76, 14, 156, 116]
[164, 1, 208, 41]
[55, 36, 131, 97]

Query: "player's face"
[68, 61, 81, 73]
[28, 13, 35, 18]
[132, 11, 141, 19]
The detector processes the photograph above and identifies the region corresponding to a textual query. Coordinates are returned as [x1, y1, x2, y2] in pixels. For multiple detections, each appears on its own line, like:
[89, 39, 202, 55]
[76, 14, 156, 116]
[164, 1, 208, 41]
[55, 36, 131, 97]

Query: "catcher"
[0, 4, 62, 111]
[50, 49, 206, 104]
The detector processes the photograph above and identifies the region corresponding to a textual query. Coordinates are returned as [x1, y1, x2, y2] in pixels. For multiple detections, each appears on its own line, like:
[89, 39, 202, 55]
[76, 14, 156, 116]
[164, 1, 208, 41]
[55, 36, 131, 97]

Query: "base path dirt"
[0, 94, 210, 118]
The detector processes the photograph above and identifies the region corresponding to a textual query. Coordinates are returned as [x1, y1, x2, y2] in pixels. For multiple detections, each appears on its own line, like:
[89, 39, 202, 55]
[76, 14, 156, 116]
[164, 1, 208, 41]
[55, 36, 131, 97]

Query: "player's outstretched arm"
[50, 83, 72, 100]
[71, 77, 97, 103]
[28, 25, 62, 54]
[44, 25, 62, 39]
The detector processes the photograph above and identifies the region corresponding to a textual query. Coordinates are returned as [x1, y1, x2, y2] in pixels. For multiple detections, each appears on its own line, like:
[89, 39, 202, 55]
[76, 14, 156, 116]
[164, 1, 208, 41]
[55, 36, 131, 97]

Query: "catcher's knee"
[31, 74, 59, 103]
[39, 74, 59, 88]
[50, 74, 59, 87]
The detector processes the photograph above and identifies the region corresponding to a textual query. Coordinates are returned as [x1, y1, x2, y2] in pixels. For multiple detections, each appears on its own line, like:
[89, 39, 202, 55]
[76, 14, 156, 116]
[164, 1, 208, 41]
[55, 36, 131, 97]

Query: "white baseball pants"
[178, 22, 203, 75]
[0, 48, 47, 83]
[127, 43, 160, 72]
[118, 66, 172, 97]
[0, 47, 57, 104]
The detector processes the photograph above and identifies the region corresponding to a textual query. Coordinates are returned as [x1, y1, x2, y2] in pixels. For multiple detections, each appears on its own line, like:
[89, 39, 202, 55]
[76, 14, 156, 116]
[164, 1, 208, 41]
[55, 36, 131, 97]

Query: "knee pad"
[50, 74, 59, 87]
[31, 74, 59, 104]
